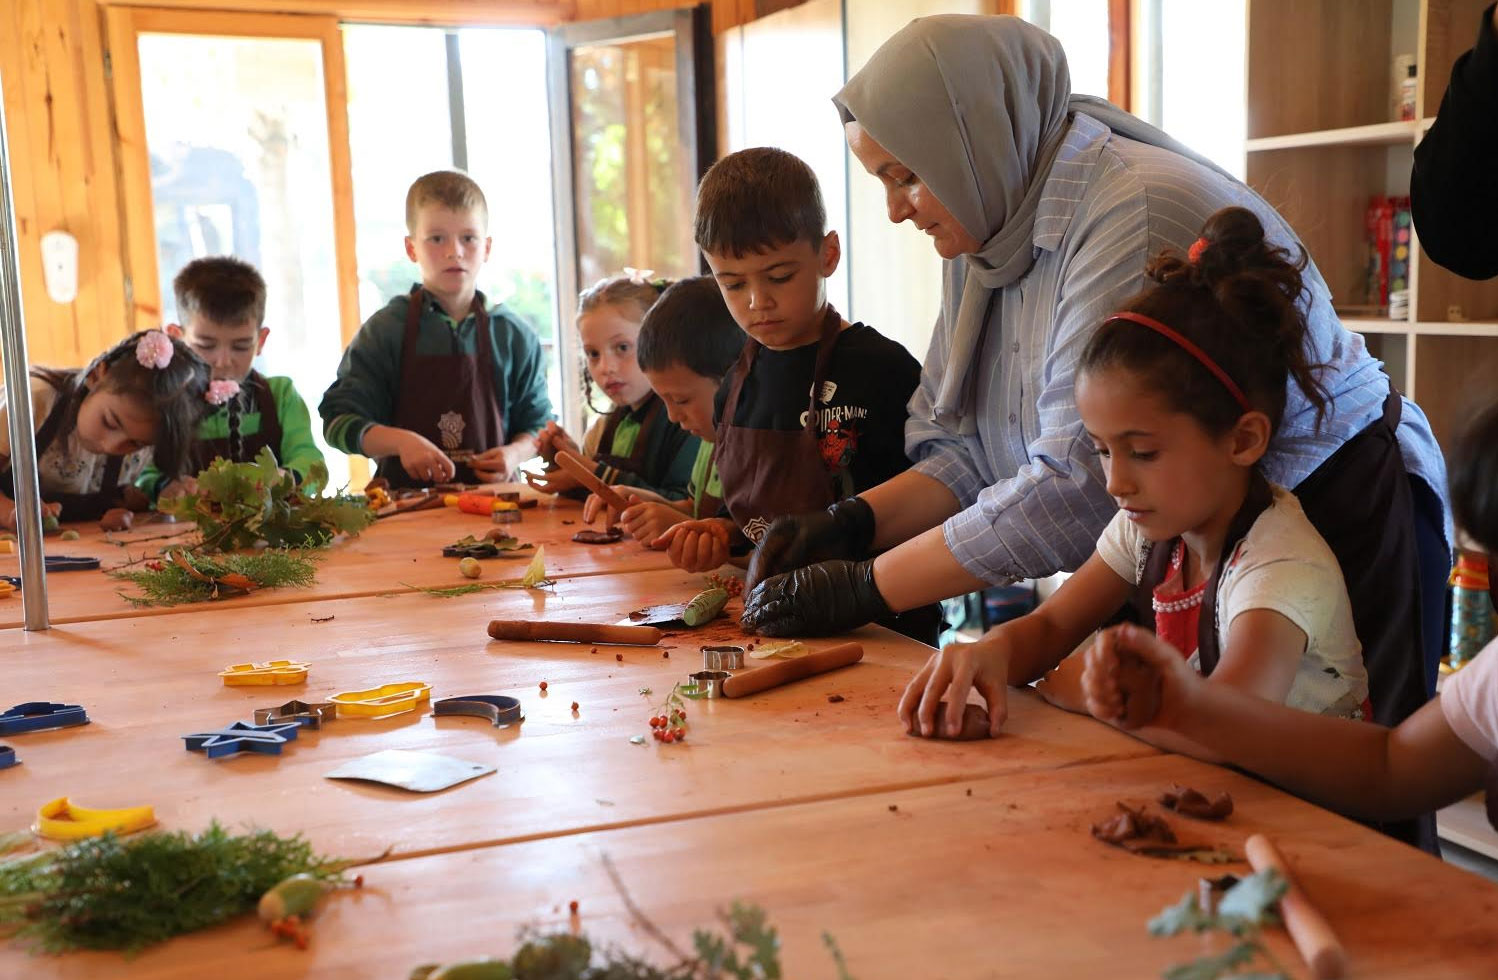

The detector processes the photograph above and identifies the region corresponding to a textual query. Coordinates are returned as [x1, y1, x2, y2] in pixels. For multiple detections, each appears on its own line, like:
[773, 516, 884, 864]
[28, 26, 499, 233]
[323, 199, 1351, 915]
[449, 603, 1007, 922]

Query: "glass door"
[547, 6, 714, 431]
[105, 8, 359, 488]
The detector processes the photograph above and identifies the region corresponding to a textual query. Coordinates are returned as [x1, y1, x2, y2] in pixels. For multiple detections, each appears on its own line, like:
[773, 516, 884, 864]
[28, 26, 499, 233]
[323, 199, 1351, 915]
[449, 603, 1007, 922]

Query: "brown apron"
[593, 394, 667, 481]
[0, 370, 127, 522]
[715, 306, 842, 544]
[379, 285, 504, 488]
[192, 369, 284, 470]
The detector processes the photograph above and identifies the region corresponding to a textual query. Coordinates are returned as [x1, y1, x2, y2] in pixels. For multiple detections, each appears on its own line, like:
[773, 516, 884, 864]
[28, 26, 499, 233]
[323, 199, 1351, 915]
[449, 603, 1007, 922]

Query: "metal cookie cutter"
[34, 797, 156, 841]
[0, 701, 90, 735]
[685, 669, 730, 699]
[219, 660, 311, 686]
[701, 645, 745, 671]
[254, 699, 336, 730]
[329, 682, 432, 719]
[434, 694, 524, 727]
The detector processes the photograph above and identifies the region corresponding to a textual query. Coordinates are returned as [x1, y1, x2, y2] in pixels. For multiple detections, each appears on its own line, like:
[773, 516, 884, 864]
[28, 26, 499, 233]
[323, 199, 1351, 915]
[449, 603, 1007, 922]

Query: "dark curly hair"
[1451, 396, 1498, 554]
[1079, 206, 1330, 437]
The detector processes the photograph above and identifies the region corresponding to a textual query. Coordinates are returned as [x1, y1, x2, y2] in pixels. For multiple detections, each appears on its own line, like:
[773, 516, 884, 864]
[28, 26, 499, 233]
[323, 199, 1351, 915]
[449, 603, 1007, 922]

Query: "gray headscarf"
[835, 15, 1232, 435]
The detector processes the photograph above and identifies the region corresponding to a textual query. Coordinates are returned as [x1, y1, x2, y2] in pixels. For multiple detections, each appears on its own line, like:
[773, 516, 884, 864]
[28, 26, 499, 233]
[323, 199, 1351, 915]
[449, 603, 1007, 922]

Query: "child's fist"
[654, 519, 731, 572]
[1082, 623, 1194, 730]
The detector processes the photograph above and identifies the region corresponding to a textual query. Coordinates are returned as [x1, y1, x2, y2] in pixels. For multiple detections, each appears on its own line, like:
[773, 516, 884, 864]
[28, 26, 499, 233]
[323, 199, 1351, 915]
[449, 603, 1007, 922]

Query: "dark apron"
[379, 285, 504, 489]
[1133, 394, 1435, 852]
[2, 371, 127, 522]
[716, 308, 941, 645]
[594, 394, 669, 482]
[192, 369, 284, 469]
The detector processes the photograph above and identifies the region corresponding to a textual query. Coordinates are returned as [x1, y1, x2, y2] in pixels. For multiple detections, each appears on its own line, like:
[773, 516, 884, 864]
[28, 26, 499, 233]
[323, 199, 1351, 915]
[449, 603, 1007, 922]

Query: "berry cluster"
[704, 572, 744, 598]
[644, 683, 693, 745]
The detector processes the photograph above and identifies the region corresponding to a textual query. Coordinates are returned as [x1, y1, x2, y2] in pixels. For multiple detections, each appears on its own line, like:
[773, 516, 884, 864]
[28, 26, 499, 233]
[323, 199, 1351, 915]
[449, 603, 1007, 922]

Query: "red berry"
[571, 701, 579, 712]
[615, 653, 623, 662]
[662, 650, 669, 658]
[673, 729, 686, 742]
[662, 730, 676, 743]
[539, 681, 548, 691]
[652, 728, 664, 740]
[569, 900, 579, 914]
[353, 875, 364, 888]
[676, 709, 686, 720]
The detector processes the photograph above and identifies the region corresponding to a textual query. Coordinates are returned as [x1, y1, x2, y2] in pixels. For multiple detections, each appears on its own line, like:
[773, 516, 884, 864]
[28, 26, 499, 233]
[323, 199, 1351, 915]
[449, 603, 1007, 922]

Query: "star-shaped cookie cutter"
[0, 701, 90, 735]
[329, 682, 431, 719]
[219, 660, 310, 686]
[254, 699, 336, 730]
[183, 720, 301, 759]
[433, 694, 524, 727]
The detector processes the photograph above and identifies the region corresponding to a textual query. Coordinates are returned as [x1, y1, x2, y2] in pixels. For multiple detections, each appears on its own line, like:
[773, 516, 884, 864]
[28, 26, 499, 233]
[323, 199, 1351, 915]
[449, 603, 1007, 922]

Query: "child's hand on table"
[654, 518, 731, 572]
[158, 477, 199, 504]
[898, 630, 1014, 739]
[0, 499, 62, 531]
[1034, 652, 1088, 714]
[581, 485, 667, 524]
[1082, 622, 1196, 730]
[524, 468, 579, 495]
[619, 499, 687, 545]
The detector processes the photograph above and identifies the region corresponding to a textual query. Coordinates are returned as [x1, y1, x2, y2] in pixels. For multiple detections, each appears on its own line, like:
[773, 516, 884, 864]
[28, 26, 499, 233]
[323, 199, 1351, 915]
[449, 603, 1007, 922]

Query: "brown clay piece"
[1091, 803, 1176, 846]
[1158, 784, 1234, 821]
[905, 701, 992, 741]
[99, 508, 134, 532]
[571, 525, 624, 545]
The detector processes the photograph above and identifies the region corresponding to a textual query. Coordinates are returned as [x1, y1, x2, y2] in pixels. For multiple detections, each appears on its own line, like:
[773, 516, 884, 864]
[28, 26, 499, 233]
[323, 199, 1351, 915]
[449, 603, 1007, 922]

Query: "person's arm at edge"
[269, 376, 326, 483]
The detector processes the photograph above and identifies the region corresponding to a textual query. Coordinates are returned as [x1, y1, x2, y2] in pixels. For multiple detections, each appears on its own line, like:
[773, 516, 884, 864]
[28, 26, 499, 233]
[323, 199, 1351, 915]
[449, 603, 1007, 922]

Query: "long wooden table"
[4, 504, 1497, 976]
[0, 488, 675, 628]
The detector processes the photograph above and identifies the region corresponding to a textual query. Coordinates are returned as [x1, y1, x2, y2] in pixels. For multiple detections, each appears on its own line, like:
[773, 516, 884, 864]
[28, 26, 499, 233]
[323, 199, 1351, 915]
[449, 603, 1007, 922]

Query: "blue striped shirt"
[908, 113, 1450, 584]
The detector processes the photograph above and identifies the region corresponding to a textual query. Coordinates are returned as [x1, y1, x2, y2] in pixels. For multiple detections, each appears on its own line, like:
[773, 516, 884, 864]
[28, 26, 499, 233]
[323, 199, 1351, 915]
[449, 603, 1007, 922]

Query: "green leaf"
[1149, 892, 1209, 938]
[1217, 870, 1287, 925]
[518, 547, 548, 588]
[1161, 944, 1259, 980]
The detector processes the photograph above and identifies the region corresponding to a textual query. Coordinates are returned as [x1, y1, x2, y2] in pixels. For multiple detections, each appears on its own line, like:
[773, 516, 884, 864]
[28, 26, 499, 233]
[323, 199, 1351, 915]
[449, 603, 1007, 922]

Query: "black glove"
[745, 497, 877, 590]
[740, 558, 891, 637]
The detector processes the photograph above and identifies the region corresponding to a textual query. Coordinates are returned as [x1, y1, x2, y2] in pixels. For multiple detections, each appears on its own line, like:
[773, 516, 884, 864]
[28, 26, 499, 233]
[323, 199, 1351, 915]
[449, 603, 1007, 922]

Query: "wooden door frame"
[102, 6, 360, 352]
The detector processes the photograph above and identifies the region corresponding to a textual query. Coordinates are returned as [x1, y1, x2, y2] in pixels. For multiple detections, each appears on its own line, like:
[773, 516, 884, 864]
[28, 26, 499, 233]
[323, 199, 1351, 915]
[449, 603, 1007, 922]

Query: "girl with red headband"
[900, 207, 1370, 747]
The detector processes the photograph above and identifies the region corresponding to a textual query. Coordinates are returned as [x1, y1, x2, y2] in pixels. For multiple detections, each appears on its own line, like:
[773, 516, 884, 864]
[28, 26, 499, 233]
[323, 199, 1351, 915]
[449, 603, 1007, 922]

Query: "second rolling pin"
[721, 641, 864, 698]
[1244, 833, 1347, 980]
[487, 620, 663, 645]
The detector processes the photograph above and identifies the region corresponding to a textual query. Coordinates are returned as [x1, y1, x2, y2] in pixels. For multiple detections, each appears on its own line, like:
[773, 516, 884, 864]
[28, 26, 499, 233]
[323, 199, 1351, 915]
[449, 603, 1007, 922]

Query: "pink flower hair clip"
[623, 266, 656, 286]
[1188, 236, 1210, 265]
[205, 379, 241, 406]
[135, 330, 175, 370]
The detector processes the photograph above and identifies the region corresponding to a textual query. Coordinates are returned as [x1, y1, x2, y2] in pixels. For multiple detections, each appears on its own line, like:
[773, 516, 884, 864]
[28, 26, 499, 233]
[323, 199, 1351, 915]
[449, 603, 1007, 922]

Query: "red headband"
[1103, 311, 1252, 413]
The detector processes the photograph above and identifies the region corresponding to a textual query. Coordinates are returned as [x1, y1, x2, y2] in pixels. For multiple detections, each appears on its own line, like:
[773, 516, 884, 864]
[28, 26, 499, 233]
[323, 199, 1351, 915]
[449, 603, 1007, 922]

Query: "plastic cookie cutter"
[701, 645, 745, 671]
[219, 660, 311, 686]
[0, 578, 16, 598]
[33, 797, 156, 841]
[254, 699, 336, 730]
[0, 701, 90, 735]
[183, 720, 301, 759]
[433, 694, 524, 727]
[329, 682, 432, 719]
[0, 745, 16, 769]
[45, 555, 100, 572]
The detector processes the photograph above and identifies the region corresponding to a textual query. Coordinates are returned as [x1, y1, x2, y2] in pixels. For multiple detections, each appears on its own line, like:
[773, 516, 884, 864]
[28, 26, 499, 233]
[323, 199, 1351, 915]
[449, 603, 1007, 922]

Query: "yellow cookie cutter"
[219, 660, 311, 686]
[34, 796, 157, 841]
[0, 580, 16, 598]
[329, 682, 432, 718]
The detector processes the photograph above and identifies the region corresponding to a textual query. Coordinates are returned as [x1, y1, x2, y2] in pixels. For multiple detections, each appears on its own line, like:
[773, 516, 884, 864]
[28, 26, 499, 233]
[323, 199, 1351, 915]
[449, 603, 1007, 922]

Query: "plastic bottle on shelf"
[1393, 54, 1417, 121]
[1448, 550, 1494, 671]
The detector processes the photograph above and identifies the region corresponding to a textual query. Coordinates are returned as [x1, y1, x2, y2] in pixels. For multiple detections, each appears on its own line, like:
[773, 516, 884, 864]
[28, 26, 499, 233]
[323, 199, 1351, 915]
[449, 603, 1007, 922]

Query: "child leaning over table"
[138, 256, 324, 500]
[1084, 392, 1498, 835]
[319, 169, 552, 488]
[580, 276, 745, 545]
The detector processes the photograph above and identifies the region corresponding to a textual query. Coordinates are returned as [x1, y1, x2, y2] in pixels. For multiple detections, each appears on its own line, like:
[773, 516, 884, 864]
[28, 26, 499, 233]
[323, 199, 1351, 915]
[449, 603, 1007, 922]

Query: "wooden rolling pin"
[487, 620, 663, 646]
[1245, 833, 1347, 979]
[721, 641, 863, 698]
[553, 451, 631, 512]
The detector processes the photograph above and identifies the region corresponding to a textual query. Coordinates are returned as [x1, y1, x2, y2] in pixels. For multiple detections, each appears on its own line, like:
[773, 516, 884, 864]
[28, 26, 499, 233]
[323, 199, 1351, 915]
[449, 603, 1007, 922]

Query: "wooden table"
[0, 489, 676, 628]
[0, 571, 1157, 859]
[14, 753, 1498, 979]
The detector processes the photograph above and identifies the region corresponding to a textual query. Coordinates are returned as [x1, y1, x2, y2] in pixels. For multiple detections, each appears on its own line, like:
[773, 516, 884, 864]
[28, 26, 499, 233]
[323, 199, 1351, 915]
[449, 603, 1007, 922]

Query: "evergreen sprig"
[111, 548, 320, 606]
[0, 823, 340, 954]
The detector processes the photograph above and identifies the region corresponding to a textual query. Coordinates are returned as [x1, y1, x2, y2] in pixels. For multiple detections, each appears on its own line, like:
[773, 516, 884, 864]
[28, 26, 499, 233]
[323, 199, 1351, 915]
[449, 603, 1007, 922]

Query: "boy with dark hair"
[656, 148, 931, 641]
[138, 255, 324, 498]
[583, 276, 742, 544]
[319, 169, 552, 487]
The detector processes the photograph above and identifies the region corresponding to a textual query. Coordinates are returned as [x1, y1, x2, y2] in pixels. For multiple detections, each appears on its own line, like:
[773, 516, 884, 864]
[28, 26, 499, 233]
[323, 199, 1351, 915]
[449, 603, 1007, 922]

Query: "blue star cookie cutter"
[0, 745, 16, 770]
[183, 720, 300, 759]
[0, 702, 89, 735]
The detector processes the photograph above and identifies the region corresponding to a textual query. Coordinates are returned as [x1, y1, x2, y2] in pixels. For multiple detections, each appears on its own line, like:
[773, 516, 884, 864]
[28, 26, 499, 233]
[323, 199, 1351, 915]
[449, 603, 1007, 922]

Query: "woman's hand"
[654, 519, 732, 572]
[746, 498, 876, 589]
[897, 631, 1012, 739]
[740, 558, 891, 637]
[1082, 623, 1200, 730]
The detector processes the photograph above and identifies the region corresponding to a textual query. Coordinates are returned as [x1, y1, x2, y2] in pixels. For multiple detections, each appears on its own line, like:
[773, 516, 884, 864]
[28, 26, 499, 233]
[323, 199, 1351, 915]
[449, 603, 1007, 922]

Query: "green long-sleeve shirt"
[592, 396, 698, 502]
[136, 374, 323, 498]
[319, 288, 553, 455]
[688, 439, 722, 519]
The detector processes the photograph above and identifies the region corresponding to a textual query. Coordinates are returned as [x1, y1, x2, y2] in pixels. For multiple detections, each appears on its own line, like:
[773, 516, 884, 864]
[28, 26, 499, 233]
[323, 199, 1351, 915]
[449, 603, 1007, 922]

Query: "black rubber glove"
[745, 497, 877, 590]
[740, 558, 892, 637]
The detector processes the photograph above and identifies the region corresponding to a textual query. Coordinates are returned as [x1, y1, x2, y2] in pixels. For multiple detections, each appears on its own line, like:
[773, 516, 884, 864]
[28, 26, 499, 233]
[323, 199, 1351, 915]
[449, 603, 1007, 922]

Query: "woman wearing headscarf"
[741, 16, 1451, 743]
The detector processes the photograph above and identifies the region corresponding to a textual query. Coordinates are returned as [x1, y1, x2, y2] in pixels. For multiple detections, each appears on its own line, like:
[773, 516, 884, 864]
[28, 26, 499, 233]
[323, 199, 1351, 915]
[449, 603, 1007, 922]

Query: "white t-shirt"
[1442, 638, 1498, 762]
[1096, 485, 1368, 718]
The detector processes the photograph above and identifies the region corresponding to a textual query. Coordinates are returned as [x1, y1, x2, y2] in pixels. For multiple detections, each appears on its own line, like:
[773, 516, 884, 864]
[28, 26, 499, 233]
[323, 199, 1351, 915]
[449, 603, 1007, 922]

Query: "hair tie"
[135, 330, 174, 370]
[205, 379, 240, 406]
[1104, 311, 1252, 413]
[1187, 237, 1209, 265]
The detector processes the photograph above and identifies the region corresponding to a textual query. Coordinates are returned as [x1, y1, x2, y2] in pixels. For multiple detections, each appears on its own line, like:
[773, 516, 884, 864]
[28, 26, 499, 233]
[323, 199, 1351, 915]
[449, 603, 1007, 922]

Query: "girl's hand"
[524, 469, 579, 495]
[654, 519, 731, 572]
[897, 632, 1012, 739]
[395, 431, 456, 484]
[619, 499, 687, 545]
[159, 477, 199, 502]
[0, 499, 62, 531]
[1082, 623, 1200, 730]
[1034, 653, 1088, 714]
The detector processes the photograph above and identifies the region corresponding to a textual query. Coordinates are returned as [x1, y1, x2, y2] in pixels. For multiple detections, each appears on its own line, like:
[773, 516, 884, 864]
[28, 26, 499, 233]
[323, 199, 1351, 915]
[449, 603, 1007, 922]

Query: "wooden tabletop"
[0, 488, 677, 628]
[13, 752, 1497, 979]
[1, 572, 1156, 859]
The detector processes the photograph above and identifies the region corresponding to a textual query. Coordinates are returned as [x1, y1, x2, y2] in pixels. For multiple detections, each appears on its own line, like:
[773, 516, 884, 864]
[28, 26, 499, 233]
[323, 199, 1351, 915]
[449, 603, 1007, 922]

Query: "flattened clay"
[99, 508, 134, 532]
[571, 525, 624, 545]
[1158, 784, 1234, 821]
[1091, 803, 1176, 846]
[905, 701, 992, 741]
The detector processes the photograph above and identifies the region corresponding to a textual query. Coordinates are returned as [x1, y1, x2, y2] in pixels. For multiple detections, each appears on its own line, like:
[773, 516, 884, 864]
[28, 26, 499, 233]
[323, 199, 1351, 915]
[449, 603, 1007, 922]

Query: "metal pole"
[0, 70, 51, 631]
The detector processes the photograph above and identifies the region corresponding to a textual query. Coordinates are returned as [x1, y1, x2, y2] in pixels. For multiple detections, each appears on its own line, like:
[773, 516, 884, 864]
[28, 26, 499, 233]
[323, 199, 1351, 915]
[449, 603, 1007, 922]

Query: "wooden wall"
[574, 0, 803, 36]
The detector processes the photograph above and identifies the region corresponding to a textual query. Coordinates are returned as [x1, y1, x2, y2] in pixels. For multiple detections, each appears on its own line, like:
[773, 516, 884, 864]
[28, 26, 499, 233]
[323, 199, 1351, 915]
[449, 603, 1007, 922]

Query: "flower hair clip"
[623, 266, 656, 286]
[135, 330, 175, 370]
[205, 379, 241, 406]
[1187, 237, 1210, 265]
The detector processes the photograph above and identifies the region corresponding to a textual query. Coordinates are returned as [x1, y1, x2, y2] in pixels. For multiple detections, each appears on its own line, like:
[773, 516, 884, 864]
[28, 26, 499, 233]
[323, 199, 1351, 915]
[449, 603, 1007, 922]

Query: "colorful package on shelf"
[1389, 196, 1412, 296]
[1364, 195, 1394, 308]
